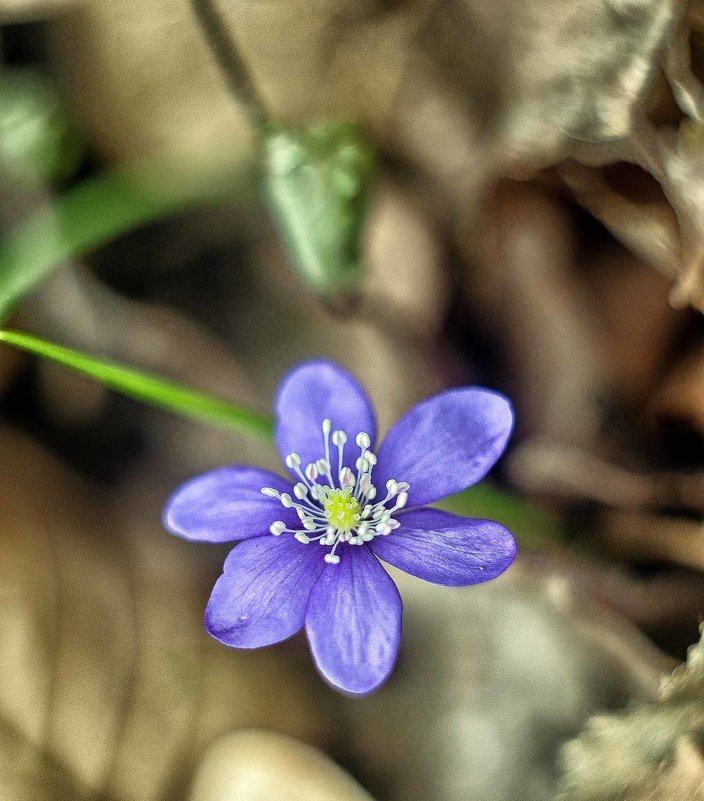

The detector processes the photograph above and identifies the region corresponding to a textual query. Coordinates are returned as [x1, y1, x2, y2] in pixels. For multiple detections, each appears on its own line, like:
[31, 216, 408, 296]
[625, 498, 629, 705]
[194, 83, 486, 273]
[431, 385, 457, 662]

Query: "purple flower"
[163, 360, 516, 695]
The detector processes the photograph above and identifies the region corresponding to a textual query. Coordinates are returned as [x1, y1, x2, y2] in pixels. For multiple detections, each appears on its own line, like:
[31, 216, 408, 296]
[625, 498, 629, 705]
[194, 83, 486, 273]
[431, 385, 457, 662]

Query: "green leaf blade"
[0, 329, 273, 439]
[0, 166, 253, 323]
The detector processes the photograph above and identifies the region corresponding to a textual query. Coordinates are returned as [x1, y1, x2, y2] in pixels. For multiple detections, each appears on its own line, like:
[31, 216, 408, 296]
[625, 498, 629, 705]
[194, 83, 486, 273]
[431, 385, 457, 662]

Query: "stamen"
[263, 424, 409, 564]
[356, 432, 371, 449]
[285, 453, 302, 469]
[332, 430, 347, 477]
[339, 467, 355, 488]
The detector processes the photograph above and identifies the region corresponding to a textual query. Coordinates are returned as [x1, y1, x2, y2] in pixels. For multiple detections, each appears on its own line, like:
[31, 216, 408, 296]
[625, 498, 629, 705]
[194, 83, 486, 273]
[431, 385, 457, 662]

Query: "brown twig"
[189, 0, 268, 128]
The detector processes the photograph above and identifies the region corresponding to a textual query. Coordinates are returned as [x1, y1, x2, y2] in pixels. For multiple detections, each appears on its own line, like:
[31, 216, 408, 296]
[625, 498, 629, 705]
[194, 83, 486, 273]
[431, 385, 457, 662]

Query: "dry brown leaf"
[598, 510, 704, 572]
[650, 344, 704, 435]
[468, 181, 605, 445]
[500, 0, 683, 163]
[0, 0, 76, 21]
[49, 0, 704, 309]
[0, 424, 329, 801]
[509, 438, 704, 513]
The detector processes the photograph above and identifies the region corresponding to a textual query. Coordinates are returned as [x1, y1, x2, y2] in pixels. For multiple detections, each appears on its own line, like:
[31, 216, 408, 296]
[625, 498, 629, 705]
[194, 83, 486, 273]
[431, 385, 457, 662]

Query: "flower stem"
[189, 0, 268, 128]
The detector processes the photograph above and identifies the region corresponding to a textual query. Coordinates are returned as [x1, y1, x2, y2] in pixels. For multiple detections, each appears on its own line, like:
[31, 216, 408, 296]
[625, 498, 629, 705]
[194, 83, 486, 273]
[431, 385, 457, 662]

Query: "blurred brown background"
[0, 0, 703, 799]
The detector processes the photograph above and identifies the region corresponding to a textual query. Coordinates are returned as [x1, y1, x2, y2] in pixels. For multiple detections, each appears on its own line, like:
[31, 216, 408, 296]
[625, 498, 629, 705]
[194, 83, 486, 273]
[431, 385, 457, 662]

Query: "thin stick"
[189, 0, 268, 127]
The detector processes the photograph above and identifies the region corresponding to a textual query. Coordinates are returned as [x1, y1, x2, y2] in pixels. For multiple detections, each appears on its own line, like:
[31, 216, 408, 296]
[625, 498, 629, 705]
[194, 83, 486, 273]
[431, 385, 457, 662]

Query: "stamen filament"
[264, 424, 408, 564]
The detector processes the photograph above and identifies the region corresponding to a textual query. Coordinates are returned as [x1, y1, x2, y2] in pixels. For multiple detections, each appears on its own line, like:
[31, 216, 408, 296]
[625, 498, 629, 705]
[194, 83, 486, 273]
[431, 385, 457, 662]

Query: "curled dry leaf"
[500, 0, 682, 163]
[555, 629, 704, 801]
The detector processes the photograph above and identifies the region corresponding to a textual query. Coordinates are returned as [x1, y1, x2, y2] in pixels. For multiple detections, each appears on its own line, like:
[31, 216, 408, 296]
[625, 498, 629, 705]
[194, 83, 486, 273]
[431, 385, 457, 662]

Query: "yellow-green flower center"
[320, 488, 361, 532]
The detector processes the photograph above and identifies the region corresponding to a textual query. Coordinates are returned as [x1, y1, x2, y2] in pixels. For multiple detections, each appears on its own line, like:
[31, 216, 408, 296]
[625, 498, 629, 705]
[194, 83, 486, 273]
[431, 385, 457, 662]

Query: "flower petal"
[163, 467, 297, 542]
[370, 508, 516, 586]
[275, 360, 376, 476]
[305, 545, 402, 695]
[205, 536, 325, 648]
[374, 387, 513, 506]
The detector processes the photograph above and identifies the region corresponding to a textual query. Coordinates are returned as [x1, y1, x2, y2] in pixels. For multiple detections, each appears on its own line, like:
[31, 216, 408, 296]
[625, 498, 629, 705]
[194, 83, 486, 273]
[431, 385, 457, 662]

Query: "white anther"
[324, 553, 341, 565]
[387, 519, 401, 530]
[270, 521, 287, 536]
[303, 518, 318, 531]
[294, 482, 308, 499]
[332, 430, 347, 446]
[366, 452, 377, 465]
[366, 486, 377, 500]
[356, 432, 371, 449]
[397, 482, 410, 492]
[285, 452, 302, 468]
[356, 456, 369, 472]
[296, 508, 307, 521]
[386, 479, 399, 495]
[361, 532, 374, 542]
[260, 487, 279, 498]
[316, 458, 330, 474]
[396, 491, 408, 509]
[305, 463, 319, 481]
[378, 524, 392, 536]
[322, 419, 331, 435]
[361, 506, 372, 518]
[339, 467, 355, 487]
[280, 493, 293, 508]
[295, 532, 311, 544]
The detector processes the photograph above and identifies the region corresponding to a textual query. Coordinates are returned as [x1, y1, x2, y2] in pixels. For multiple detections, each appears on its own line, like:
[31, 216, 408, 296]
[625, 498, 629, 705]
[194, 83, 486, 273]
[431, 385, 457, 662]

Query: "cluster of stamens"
[261, 419, 409, 564]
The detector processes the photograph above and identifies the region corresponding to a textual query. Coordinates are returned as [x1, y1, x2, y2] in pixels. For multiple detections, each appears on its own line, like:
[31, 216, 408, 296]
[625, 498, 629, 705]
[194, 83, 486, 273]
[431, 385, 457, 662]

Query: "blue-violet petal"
[305, 545, 402, 695]
[371, 508, 516, 586]
[374, 387, 513, 507]
[206, 536, 325, 648]
[163, 466, 297, 542]
[275, 360, 376, 476]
